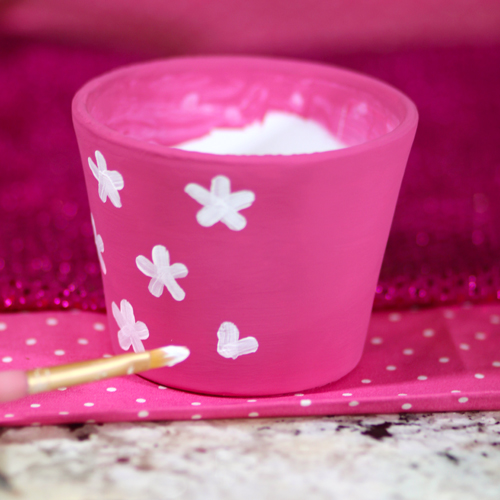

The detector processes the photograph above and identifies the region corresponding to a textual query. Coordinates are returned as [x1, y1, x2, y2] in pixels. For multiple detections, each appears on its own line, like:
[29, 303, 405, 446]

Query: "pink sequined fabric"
[1, 37, 500, 312]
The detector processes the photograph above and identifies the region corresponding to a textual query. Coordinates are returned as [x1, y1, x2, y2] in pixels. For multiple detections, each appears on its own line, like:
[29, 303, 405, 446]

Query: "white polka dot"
[348, 401, 359, 407]
[300, 399, 312, 407]
[136, 398, 146, 403]
[475, 373, 485, 379]
[386, 365, 397, 371]
[451, 390, 461, 393]
[77, 338, 89, 345]
[458, 397, 469, 403]
[106, 387, 117, 392]
[158, 385, 167, 389]
[398, 394, 407, 397]
[401, 403, 412, 410]
[0, 322, 7, 331]
[102, 354, 112, 358]
[247, 399, 257, 402]
[403, 349, 414, 355]
[294, 393, 304, 397]
[93, 322, 106, 331]
[342, 393, 353, 397]
[138, 411, 149, 418]
[371, 337, 383, 345]
[249, 412, 259, 417]
[423, 328, 435, 337]
[2, 356, 12, 363]
[25, 338, 37, 346]
[443, 310, 455, 319]
[493, 361, 500, 367]
[439, 357, 450, 363]
[57, 387, 67, 391]
[475, 332, 487, 340]
[417, 375, 428, 380]
[389, 313, 402, 322]
[59, 411, 69, 416]
[84, 402, 94, 407]
[490, 314, 500, 325]
[191, 414, 202, 420]
[191, 402, 201, 406]
[86, 420, 96, 424]
[30, 404, 40, 408]
[46, 317, 58, 326]
[4, 414, 14, 418]
[361, 379, 371, 384]
[459, 343, 470, 350]
[54, 350, 65, 356]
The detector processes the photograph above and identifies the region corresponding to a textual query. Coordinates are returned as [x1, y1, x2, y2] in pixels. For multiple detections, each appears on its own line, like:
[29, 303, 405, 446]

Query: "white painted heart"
[217, 322, 259, 359]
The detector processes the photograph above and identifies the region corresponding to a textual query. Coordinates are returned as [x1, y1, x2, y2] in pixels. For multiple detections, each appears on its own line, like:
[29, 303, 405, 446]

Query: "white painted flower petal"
[164, 276, 186, 301]
[88, 151, 124, 208]
[121, 299, 136, 325]
[184, 183, 211, 206]
[107, 169, 124, 191]
[170, 263, 189, 279]
[111, 301, 126, 329]
[95, 150, 107, 172]
[221, 210, 247, 231]
[136, 245, 188, 301]
[196, 205, 227, 227]
[227, 190, 255, 210]
[103, 174, 122, 207]
[185, 175, 255, 230]
[135, 255, 157, 278]
[148, 277, 166, 298]
[88, 157, 99, 180]
[211, 175, 231, 198]
[98, 176, 109, 203]
[118, 329, 133, 350]
[130, 335, 145, 353]
[113, 300, 149, 353]
[91, 215, 106, 275]
[152, 245, 170, 268]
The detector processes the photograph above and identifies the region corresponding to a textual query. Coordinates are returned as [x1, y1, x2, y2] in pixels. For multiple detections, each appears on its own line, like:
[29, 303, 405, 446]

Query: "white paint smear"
[160, 345, 190, 366]
[174, 111, 346, 155]
[217, 322, 259, 359]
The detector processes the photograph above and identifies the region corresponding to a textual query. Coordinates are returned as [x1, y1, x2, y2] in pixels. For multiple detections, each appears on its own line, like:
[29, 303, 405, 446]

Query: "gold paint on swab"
[27, 346, 190, 395]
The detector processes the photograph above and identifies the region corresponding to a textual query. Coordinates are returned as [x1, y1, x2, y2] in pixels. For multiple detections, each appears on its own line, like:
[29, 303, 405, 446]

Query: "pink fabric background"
[1, 306, 500, 425]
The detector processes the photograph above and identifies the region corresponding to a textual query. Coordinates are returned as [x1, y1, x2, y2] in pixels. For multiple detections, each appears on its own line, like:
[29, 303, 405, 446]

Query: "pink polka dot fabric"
[1, 306, 500, 425]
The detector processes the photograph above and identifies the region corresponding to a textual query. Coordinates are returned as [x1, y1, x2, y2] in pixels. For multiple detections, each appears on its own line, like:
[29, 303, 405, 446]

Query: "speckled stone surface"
[1, 412, 500, 500]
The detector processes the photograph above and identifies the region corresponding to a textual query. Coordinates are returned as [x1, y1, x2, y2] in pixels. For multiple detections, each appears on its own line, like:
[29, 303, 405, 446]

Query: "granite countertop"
[1, 412, 500, 500]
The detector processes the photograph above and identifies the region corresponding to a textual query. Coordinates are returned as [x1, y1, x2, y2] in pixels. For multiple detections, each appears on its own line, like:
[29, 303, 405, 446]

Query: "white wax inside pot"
[173, 111, 346, 155]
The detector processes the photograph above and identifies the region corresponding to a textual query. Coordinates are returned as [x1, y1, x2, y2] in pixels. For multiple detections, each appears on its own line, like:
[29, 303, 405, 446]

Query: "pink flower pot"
[72, 56, 418, 396]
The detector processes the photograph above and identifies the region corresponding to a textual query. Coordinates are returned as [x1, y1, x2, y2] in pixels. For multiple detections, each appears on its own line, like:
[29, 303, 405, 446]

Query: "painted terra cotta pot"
[72, 56, 418, 396]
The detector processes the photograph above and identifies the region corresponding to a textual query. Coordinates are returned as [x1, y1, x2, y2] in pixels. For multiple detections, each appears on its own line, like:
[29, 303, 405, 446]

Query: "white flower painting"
[88, 150, 124, 208]
[217, 322, 259, 359]
[112, 299, 149, 352]
[185, 175, 255, 231]
[91, 214, 106, 274]
[136, 245, 188, 301]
